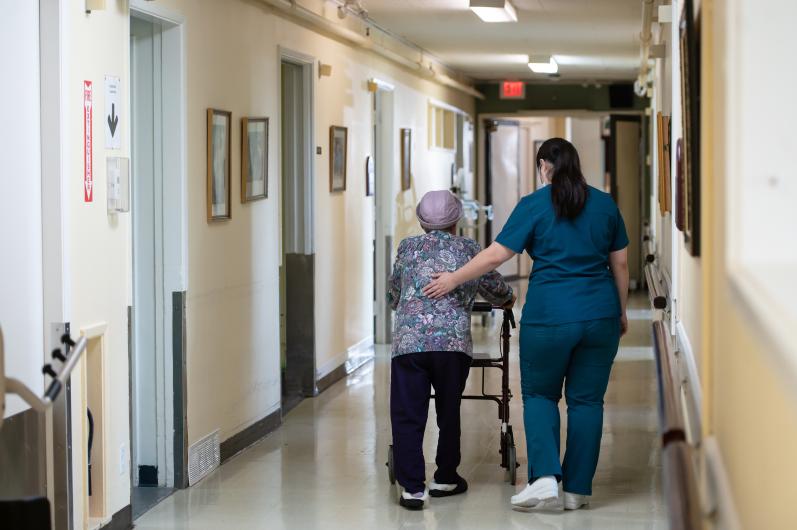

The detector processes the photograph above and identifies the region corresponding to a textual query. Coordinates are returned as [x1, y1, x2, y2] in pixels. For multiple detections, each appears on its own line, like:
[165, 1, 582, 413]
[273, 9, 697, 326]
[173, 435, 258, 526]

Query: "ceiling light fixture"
[469, 0, 518, 23]
[528, 55, 558, 74]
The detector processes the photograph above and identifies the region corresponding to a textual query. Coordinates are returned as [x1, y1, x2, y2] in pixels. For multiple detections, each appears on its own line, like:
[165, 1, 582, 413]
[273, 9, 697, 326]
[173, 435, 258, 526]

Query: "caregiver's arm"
[609, 247, 629, 336]
[422, 242, 516, 299]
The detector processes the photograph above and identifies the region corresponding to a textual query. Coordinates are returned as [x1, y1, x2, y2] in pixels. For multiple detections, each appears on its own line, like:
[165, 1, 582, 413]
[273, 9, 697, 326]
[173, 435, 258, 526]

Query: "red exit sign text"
[500, 81, 526, 99]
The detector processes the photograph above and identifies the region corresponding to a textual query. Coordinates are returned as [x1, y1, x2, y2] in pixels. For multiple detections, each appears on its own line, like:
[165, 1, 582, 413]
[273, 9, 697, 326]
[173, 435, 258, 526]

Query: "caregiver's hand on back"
[423, 241, 517, 300]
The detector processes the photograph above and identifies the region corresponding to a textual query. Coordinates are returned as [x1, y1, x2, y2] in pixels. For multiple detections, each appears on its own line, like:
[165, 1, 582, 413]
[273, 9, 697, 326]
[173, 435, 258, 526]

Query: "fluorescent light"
[470, 0, 518, 23]
[528, 55, 558, 74]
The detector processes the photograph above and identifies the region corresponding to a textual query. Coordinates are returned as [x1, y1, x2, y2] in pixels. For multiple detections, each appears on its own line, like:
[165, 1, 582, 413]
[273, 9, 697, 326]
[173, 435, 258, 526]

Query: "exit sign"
[500, 81, 525, 99]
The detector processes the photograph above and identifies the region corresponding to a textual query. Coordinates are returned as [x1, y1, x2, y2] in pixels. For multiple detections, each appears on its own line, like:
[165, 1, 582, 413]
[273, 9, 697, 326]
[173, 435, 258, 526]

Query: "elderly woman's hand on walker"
[423, 242, 517, 300]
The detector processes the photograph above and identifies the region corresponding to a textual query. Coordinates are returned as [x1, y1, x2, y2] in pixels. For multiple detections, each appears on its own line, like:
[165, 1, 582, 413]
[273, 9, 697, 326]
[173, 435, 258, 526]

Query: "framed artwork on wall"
[679, 0, 701, 256]
[241, 117, 268, 203]
[400, 128, 412, 191]
[207, 108, 231, 220]
[675, 138, 685, 231]
[365, 155, 374, 197]
[656, 113, 672, 214]
[329, 125, 348, 192]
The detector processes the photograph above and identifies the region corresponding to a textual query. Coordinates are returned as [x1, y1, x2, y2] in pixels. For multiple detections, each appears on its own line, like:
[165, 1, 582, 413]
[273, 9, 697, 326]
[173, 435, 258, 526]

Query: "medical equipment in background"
[0, 324, 88, 528]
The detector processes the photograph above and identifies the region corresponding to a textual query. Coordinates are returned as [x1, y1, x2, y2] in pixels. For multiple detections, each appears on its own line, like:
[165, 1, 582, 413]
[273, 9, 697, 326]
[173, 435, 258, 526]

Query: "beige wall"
[702, 1, 797, 528]
[59, 0, 474, 523]
[63, 1, 132, 525]
[152, 0, 472, 446]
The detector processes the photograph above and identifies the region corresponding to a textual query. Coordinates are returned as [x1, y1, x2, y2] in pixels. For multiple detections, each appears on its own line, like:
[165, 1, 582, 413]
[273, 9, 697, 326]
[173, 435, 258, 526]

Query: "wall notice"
[105, 75, 121, 150]
[84, 80, 93, 202]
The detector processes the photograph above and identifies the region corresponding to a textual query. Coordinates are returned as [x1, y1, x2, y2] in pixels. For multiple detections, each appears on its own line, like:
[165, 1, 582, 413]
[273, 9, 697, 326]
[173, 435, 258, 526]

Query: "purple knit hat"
[416, 190, 463, 230]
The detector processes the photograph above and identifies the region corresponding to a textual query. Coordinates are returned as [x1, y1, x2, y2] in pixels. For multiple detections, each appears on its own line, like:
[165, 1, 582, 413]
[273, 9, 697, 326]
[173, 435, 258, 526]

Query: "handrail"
[653, 320, 702, 529]
[645, 263, 668, 310]
[662, 441, 702, 530]
[652, 320, 686, 444]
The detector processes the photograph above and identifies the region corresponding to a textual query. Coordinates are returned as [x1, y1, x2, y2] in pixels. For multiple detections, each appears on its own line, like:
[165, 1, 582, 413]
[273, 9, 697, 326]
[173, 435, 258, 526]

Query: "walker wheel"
[387, 445, 396, 484]
[507, 445, 517, 485]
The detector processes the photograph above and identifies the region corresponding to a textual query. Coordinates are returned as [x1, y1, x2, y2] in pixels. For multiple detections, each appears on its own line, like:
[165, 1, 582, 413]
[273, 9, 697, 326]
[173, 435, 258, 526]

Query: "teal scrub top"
[495, 185, 629, 326]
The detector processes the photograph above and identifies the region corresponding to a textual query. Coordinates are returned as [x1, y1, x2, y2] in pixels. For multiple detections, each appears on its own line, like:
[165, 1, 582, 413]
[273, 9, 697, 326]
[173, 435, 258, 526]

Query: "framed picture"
[329, 126, 348, 192]
[241, 117, 268, 203]
[365, 155, 375, 197]
[679, 0, 701, 256]
[400, 128, 412, 191]
[675, 138, 685, 231]
[207, 108, 231, 220]
[656, 113, 672, 214]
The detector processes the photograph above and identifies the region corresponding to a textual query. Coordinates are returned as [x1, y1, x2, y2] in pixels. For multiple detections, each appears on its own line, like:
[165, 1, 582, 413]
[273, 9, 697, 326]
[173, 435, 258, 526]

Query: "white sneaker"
[563, 491, 589, 510]
[399, 488, 429, 510]
[510, 476, 559, 508]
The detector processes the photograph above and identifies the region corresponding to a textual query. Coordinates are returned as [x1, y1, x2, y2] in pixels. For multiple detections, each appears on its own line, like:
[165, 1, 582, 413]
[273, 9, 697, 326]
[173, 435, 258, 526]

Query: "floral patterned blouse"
[388, 231, 513, 357]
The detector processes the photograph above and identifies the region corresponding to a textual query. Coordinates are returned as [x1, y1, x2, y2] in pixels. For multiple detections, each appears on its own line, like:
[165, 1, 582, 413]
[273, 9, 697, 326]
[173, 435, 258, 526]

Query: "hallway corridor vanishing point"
[135, 292, 663, 529]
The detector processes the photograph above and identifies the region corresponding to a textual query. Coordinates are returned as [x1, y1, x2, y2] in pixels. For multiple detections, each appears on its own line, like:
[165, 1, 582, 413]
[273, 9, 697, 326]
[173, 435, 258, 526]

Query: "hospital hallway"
[133, 291, 665, 529]
[2, 1, 797, 530]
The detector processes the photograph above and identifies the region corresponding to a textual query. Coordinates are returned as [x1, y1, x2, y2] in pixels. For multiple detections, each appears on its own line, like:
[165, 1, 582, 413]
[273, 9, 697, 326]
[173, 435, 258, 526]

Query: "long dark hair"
[536, 137, 588, 220]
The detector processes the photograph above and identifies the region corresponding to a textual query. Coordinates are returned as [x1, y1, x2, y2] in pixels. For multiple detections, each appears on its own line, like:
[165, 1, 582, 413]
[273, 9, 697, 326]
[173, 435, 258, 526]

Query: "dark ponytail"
[536, 137, 588, 220]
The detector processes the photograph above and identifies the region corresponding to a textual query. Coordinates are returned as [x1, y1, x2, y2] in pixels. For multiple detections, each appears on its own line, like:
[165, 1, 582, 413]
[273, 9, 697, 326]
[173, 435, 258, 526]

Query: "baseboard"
[675, 321, 703, 416]
[219, 408, 281, 464]
[100, 504, 132, 530]
[315, 337, 374, 394]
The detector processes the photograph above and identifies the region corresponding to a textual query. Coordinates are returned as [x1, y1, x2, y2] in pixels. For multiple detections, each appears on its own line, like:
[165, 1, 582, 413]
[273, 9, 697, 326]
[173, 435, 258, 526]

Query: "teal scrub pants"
[519, 317, 621, 495]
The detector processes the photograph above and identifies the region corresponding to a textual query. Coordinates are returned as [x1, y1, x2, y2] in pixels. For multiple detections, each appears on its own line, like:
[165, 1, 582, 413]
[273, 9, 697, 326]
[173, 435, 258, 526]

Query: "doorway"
[485, 120, 522, 280]
[279, 54, 316, 414]
[610, 115, 643, 288]
[372, 83, 395, 345]
[129, 7, 186, 520]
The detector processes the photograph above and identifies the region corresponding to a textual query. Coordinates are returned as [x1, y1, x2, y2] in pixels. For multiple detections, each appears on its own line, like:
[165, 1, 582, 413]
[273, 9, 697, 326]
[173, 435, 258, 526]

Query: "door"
[0, 0, 47, 500]
[280, 58, 316, 412]
[611, 116, 643, 287]
[130, 11, 186, 504]
[487, 120, 521, 279]
[373, 87, 394, 345]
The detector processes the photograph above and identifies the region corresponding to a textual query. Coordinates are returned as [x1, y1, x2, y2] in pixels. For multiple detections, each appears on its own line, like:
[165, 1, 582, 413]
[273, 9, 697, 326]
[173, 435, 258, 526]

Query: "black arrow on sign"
[107, 103, 119, 137]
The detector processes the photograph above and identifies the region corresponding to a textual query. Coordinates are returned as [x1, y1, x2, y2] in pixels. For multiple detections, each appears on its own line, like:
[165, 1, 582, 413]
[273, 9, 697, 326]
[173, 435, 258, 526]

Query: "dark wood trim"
[100, 504, 132, 530]
[315, 352, 374, 395]
[219, 410, 282, 464]
[172, 291, 188, 489]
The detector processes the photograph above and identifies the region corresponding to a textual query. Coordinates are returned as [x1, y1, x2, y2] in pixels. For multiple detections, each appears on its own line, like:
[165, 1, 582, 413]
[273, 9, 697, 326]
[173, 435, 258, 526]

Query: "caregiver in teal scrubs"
[423, 137, 629, 511]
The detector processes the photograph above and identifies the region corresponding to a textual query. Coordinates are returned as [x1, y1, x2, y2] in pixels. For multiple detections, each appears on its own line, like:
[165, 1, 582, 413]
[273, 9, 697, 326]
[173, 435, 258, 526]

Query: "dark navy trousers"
[390, 351, 471, 494]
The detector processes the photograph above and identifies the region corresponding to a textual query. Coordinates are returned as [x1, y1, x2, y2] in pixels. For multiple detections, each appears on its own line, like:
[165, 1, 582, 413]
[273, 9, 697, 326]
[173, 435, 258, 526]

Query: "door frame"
[371, 79, 395, 345]
[277, 48, 317, 401]
[128, 0, 188, 492]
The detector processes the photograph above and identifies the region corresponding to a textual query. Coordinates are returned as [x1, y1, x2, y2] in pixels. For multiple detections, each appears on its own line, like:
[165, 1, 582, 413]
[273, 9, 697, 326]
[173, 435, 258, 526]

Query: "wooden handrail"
[653, 320, 686, 444]
[645, 263, 668, 309]
[662, 441, 702, 530]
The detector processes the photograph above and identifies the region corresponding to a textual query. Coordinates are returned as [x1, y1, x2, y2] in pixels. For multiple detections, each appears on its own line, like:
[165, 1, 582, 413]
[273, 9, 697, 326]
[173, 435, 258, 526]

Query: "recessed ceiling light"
[469, 0, 518, 23]
[528, 55, 558, 74]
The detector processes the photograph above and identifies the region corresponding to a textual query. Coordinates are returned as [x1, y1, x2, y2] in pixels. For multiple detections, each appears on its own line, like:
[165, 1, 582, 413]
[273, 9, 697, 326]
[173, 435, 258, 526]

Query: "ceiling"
[362, 0, 643, 83]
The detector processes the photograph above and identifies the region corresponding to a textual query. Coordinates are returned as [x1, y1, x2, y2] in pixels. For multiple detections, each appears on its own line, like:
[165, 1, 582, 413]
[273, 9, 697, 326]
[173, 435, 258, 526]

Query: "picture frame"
[679, 0, 701, 256]
[656, 113, 672, 214]
[400, 128, 412, 191]
[329, 125, 348, 192]
[365, 155, 375, 197]
[241, 117, 268, 203]
[207, 108, 231, 220]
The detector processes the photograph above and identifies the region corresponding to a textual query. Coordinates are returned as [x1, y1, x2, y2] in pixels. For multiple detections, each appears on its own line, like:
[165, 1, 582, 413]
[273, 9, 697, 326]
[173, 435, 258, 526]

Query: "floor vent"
[188, 429, 220, 486]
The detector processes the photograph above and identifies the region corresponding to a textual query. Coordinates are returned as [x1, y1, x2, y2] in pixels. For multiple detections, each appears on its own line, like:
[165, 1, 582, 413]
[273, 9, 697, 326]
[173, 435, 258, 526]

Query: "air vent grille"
[188, 429, 220, 486]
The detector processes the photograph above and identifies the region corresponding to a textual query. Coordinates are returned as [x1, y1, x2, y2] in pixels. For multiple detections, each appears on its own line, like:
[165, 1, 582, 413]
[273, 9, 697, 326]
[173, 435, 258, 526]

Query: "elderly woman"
[387, 190, 515, 510]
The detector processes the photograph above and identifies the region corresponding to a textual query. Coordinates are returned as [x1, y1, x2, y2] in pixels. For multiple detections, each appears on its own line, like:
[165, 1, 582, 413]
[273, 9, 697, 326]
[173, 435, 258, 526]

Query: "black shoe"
[429, 477, 468, 497]
[399, 489, 428, 510]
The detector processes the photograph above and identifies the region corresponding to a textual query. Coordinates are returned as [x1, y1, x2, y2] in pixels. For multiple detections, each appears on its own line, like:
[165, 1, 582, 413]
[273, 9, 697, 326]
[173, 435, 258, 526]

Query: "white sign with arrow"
[105, 75, 121, 150]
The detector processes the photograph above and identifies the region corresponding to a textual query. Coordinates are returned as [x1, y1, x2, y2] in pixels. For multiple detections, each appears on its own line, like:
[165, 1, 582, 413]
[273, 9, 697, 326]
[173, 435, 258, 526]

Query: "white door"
[489, 121, 521, 279]
[0, 0, 44, 419]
